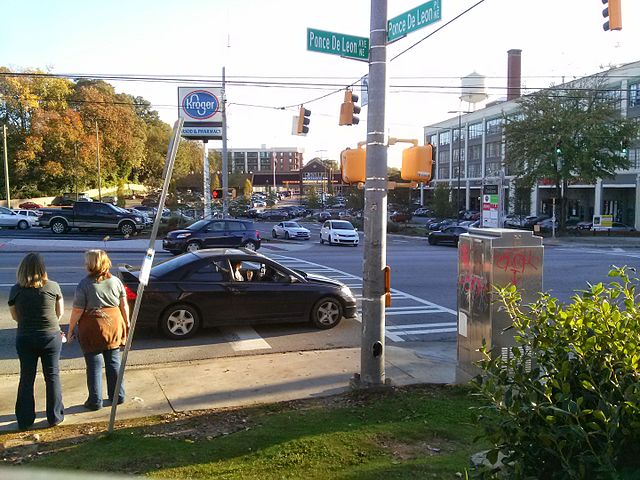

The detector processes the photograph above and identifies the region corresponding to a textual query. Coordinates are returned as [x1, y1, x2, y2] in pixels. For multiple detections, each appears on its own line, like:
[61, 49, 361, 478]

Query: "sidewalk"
[0, 343, 458, 432]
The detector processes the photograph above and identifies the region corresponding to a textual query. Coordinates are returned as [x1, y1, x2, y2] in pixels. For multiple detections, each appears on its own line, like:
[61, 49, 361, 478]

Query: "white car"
[12, 209, 41, 226]
[272, 221, 310, 240]
[0, 207, 34, 229]
[320, 220, 359, 246]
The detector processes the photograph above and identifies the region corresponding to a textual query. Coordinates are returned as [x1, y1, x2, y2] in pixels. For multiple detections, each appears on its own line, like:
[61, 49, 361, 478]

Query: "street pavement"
[0, 232, 638, 432]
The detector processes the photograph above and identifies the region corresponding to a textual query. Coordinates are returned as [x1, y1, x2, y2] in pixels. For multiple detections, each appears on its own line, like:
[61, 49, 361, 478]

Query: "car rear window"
[151, 253, 198, 278]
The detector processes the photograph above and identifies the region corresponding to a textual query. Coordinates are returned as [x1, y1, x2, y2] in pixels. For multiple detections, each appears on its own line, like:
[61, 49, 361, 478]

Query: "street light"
[448, 110, 471, 221]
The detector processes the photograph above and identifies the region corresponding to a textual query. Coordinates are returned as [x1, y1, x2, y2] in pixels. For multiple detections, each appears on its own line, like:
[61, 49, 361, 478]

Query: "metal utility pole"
[203, 141, 211, 218]
[221, 66, 229, 218]
[2, 125, 9, 208]
[356, 0, 388, 388]
[95, 120, 102, 201]
[74, 143, 79, 200]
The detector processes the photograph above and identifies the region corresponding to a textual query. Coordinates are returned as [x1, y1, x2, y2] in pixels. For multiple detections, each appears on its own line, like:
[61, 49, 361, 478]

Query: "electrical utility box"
[457, 228, 543, 379]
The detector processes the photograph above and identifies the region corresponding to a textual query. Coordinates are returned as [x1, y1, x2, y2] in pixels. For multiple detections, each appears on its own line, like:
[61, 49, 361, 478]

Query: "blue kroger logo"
[182, 90, 219, 120]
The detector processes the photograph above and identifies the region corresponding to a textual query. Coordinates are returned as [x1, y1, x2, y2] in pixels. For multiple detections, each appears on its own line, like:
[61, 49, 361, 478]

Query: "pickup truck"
[39, 201, 146, 235]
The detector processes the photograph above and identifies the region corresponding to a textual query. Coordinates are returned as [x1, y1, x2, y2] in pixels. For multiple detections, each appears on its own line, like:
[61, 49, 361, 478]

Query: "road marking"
[219, 326, 271, 351]
[272, 254, 457, 342]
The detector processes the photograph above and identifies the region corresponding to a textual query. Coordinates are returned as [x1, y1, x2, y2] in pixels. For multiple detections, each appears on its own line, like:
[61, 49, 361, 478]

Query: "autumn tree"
[504, 75, 639, 229]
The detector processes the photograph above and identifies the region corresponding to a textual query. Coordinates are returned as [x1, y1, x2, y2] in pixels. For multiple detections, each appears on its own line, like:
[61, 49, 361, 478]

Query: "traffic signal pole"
[221, 66, 229, 218]
[354, 0, 388, 388]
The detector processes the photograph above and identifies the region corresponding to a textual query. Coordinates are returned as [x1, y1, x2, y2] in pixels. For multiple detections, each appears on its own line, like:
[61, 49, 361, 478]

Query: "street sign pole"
[203, 140, 211, 218]
[222, 66, 229, 218]
[354, 0, 388, 388]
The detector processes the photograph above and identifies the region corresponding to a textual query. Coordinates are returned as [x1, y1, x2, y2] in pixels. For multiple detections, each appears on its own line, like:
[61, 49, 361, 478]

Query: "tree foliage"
[504, 75, 639, 228]
[0, 67, 190, 197]
[431, 183, 455, 218]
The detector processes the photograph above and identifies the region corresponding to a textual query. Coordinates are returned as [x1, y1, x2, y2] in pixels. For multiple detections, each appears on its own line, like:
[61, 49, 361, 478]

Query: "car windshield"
[331, 221, 354, 230]
[283, 222, 300, 228]
[187, 220, 209, 231]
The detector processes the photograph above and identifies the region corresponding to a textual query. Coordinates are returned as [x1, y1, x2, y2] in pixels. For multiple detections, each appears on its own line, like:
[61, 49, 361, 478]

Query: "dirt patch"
[377, 435, 451, 461]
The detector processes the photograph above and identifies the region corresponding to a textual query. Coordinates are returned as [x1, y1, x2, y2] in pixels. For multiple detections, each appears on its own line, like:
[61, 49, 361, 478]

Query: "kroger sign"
[178, 87, 222, 122]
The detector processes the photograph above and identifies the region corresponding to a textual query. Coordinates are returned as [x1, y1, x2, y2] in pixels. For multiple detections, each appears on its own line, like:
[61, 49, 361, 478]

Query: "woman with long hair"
[67, 250, 130, 410]
[9, 253, 64, 430]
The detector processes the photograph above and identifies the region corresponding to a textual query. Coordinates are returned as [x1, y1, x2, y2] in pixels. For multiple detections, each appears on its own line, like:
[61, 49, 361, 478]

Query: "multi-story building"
[424, 59, 640, 229]
[214, 146, 304, 174]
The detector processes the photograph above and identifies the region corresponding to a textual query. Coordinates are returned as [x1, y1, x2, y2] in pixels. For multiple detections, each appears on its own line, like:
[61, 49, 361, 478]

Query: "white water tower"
[460, 72, 488, 109]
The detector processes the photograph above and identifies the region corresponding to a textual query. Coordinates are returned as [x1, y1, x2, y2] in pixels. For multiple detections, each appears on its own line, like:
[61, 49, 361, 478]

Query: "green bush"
[473, 267, 640, 479]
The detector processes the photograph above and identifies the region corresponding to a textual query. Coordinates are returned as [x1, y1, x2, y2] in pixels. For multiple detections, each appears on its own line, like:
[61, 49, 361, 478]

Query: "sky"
[1, 0, 639, 168]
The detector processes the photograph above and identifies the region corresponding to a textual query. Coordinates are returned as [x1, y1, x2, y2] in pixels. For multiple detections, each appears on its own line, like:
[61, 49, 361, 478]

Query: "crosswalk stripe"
[387, 322, 456, 330]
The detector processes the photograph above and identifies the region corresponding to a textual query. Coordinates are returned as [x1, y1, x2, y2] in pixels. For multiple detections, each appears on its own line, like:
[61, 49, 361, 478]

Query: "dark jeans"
[15, 332, 64, 429]
[83, 348, 125, 408]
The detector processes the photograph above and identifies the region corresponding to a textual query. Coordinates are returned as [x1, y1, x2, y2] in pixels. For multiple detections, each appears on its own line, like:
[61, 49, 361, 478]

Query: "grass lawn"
[1, 385, 486, 479]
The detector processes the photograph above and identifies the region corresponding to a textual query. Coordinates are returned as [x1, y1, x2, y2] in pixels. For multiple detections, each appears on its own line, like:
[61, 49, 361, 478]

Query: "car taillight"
[124, 284, 137, 301]
[256, 230, 261, 239]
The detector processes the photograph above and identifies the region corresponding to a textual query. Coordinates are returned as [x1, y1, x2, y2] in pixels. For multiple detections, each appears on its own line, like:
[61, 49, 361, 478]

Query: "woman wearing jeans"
[9, 253, 64, 430]
[67, 250, 130, 411]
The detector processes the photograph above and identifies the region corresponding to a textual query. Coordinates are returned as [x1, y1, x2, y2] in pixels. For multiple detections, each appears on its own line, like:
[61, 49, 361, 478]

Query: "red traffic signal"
[212, 189, 223, 199]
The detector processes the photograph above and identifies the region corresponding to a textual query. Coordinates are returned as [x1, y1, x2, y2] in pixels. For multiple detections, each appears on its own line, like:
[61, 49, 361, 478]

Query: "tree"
[305, 187, 322, 209]
[504, 75, 639, 229]
[243, 178, 253, 199]
[431, 183, 455, 218]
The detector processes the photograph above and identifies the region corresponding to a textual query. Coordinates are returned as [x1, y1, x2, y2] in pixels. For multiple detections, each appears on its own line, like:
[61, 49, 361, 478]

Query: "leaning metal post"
[355, 0, 388, 388]
[107, 118, 184, 434]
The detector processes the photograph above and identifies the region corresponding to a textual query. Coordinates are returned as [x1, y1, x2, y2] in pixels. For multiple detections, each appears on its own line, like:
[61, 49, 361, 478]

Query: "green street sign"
[387, 0, 442, 42]
[307, 28, 369, 60]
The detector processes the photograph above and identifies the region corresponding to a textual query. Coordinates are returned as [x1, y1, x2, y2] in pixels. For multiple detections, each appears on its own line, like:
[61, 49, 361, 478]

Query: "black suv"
[163, 219, 261, 254]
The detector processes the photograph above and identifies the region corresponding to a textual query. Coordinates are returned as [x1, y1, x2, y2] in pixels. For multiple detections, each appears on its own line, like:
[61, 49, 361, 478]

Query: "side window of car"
[206, 221, 225, 232]
[187, 262, 224, 282]
[323, 221, 330, 229]
[226, 221, 247, 231]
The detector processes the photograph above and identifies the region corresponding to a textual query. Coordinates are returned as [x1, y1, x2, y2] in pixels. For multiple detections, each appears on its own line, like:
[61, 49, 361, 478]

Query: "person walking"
[8, 253, 64, 430]
[67, 250, 130, 411]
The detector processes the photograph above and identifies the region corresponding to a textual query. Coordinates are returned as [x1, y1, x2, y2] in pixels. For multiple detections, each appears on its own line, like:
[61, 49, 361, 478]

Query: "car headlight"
[134, 217, 142, 223]
[176, 233, 192, 239]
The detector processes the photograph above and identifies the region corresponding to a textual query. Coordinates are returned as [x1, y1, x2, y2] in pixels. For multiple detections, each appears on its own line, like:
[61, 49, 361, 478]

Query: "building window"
[467, 163, 481, 178]
[486, 141, 502, 159]
[468, 144, 481, 161]
[629, 82, 640, 108]
[438, 164, 450, 179]
[453, 148, 465, 162]
[485, 161, 502, 177]
[629, 147, 640, 169]
[438, 149, 450, 163]
[602, 87, 621, 110]
[439, 131, 451, 146]
[485, 118, 503, 136]
[453, 127, 465, 143]
[468, 122, 483, 139]
[429, 134, 437, 145]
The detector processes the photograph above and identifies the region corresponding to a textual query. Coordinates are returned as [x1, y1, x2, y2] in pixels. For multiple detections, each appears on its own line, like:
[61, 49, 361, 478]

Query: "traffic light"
[555, 140, 563, 155]
[602, 0, 622, 31]
[339, 89, 360, 126]
[296, 106, 311, 135]
[401, 144, 433, 182]
[212, 189, 223, 199]
[341, 144, 366, 184]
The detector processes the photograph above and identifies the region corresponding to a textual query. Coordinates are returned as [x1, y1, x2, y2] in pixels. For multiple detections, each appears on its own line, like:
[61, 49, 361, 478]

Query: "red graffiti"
[494, 249, 540, 285]
[459, 242, 470, 270]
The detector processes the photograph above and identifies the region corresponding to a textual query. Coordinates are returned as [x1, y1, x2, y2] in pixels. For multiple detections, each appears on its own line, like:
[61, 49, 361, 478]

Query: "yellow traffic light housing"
[296, 106, 311, 135]
[339, 89, 361, 126]
[340, 142, 366, 184]
[602, 0, 622, 31]
[401, 144, 433, 182]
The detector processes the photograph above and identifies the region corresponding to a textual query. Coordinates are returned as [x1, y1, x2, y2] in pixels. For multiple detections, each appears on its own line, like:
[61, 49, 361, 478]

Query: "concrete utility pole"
[221, 66, 229, 218]
[2, 125, 9, 207]
[356, 0, 388, 388]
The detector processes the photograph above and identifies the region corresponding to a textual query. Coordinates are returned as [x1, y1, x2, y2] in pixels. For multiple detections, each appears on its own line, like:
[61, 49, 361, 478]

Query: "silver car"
[0, 207, 34, 229]
[272, 221, 310, 240]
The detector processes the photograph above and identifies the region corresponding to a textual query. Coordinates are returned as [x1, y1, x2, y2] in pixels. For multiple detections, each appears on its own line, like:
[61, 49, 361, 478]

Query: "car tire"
[119, 221, 135, 236]
[51, 219, 67, 234]
[272, 230, 277, 238]
[242, 241, 258, 251]
[17, 220, 29, 230]
[186, 241, 201, 253]
[328, 237, 333, 246]
[285, 231, 290, 240]
[311, 297, 343, 329]
[428, 237, 437, 245]
[320, 235, 324, 244]
[160, 303, 201, 340]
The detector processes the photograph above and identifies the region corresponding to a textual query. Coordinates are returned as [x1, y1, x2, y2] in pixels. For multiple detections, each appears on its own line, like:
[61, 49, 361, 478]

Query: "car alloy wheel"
[17, 220, 29, 230]
[119, 221, 135, 236]
[186, 241, 201, 252]
[311, 297, 343, 329]
[51, 220, 67, 234]
[160, 304, 200, 339]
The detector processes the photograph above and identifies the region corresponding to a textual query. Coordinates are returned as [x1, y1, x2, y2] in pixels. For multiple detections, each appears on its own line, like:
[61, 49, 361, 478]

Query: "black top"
[8, 281, 62, 335]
